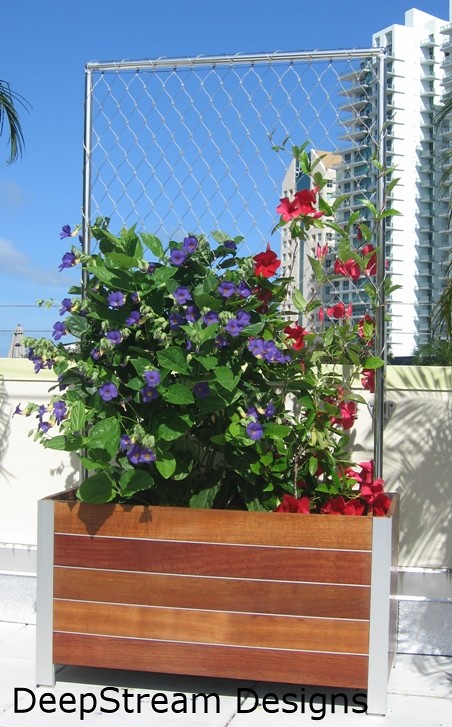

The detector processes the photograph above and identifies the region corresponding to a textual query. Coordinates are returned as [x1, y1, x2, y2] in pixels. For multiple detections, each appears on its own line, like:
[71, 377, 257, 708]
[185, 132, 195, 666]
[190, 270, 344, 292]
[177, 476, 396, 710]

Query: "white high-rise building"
[338, 8, 447, 358]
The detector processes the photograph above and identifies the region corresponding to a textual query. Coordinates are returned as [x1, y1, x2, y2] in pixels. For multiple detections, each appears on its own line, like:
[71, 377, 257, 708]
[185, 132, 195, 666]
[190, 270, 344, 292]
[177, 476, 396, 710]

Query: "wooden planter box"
[36, 490, 398, 715]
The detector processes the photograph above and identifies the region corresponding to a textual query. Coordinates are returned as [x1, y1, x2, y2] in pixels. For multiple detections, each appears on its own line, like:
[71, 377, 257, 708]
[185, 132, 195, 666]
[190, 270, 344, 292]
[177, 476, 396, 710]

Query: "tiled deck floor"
[0, 622, 450, 726]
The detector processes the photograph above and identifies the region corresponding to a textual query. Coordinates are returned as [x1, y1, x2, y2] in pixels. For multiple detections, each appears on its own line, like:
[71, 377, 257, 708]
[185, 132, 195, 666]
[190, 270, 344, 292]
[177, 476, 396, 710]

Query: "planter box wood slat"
[53, 534, 372, 584]
[54, 600, 369, 653]
[53, 568, 371, 619]
[53, 633, 369, 689]
[37, 491, 399, 715]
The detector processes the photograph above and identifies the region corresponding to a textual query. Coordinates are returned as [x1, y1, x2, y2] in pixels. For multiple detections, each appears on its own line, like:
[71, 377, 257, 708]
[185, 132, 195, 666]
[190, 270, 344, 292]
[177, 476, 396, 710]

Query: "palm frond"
[0, 79, 30, 164]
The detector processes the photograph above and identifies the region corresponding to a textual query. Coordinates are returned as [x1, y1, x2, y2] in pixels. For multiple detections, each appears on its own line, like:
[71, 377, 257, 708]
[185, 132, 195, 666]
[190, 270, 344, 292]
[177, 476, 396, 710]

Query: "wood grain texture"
[54, 568, 371, 619]
[53, 500, 372, 550]
[53, 632, 369, 688]
[53, 535, 372, 585]
[54, 599, 369, 654]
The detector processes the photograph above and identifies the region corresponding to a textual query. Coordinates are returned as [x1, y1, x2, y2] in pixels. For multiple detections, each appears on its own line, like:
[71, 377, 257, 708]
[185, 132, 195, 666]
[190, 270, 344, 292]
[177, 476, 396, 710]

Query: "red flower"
[326, 302, 352, 319]
[315, 243, 329, 260]
[321, 496, 365, 516]
[275, 494, 311, 513]
[360, 478, 391, 515]
[363, 244, 377, 276]
[284, 323, 307, 350]
[253, 286, 273, 312]
[361, 368, 375, 393]
[371, 492, 391, 516]
[276, 188, 325, 222]
[253, 244, 281, 278]
[334, 258, 361, 281]
[330, 398, 357, 430]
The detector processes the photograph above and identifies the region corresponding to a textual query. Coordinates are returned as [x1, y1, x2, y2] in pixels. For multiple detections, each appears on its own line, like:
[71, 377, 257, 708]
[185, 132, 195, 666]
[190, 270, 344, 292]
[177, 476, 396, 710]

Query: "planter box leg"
[367, 508, 399, 715]
[36, 499, 55, 687]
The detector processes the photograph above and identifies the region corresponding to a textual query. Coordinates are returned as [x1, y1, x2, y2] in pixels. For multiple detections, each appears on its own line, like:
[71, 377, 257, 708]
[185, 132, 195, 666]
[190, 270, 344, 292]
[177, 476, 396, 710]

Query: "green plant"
[21, 145, 395, 515]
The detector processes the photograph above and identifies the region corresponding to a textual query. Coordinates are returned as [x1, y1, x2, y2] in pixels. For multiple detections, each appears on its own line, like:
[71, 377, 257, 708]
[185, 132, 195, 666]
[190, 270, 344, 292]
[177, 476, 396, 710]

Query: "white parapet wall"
[0, 358, 79, 606]
[0, 359, 451, 643]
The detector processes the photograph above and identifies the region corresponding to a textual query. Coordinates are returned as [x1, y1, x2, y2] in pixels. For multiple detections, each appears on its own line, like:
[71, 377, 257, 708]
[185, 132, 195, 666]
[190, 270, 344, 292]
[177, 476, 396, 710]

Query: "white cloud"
[0, 237, 67, 287]
[0, 180, 25, 209]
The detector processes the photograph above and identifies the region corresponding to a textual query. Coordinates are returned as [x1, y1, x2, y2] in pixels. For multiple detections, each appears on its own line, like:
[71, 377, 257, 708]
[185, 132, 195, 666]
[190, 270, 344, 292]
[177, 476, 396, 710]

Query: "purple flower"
[186, 305, 200, 323]
[52, 321, 66, 341]
[147, 263, 156, 274]
[13, 404, 23, 417]
[193, 382, 211, 398]
[53, 400, 67, 424]
[126, 443, 142, 465]
[236, 310, 251, 326]
[173, 287, 192, 305]
[138, 447, 156, 464]
[131, 291, 140, 303]
[183, 235, 198, 253]
[170, 248, 187, 266]
[141, 386, 159, 403]
[223, 240, 237, 251]
[203, 311, 220, 325]
[247, 338, 265, 357]
[247, 406, 259, 420]
[264, 402, 276, 418]
[246, 421, 264, 440]
[99, 382, 119, 401]
[169, 312, 185, 330]
[106, 330, 122, 345]
[108, 291, 125, 308]
[144, 370, 160, 387]
[38, 419, 52, 434]
[59, 298, 72, 315]
[126, 310, 141, 326]
[215, 334, 229, 348]
[126, 443, 156, 465]
[225, 318, 243, 337]
[120, 434, 132, 451]
[59, 252, 76, 271]
[218, 281, 236, 298]
[59, 225, 72, 239]
[91, 348, 101, 361]
[238, 281, 251, 298]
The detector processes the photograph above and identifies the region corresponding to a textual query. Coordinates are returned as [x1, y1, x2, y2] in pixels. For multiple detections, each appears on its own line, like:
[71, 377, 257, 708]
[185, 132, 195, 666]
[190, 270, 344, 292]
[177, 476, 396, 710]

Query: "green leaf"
[106, 252, 143, 269]
[120, 469, 154, 496]
[157, 347, 190, 374]
[189, 484, 221, 509]
[195, 354, 218, 371]
[214, 366, 241, 391]
[69, 401, 86, 432]
[363, 356, 385, 370]
[292, 288, 307, 312]
[65, 315, 91, 338]
[77, 473, 116, 503]
[157, 413, 191, 441]
[263, 423, 292, 439]
[308, 456, 319, 476]
[307, 255, 326, 284]
[156, 456, 176, 479]
[43, 434, 83, 451]
[86, 416, 120, 458]
[163, 384, 195, 405]
[140, 233, 164, 259]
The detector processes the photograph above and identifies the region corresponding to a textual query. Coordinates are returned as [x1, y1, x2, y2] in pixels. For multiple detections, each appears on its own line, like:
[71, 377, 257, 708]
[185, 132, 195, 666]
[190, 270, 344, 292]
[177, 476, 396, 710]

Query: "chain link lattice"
[85, 51, 384, 265]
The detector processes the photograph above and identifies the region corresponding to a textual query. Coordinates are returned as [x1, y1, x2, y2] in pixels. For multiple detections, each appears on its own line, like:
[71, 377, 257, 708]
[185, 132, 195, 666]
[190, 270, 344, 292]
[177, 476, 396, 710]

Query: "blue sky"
[0, 0, 449, 356]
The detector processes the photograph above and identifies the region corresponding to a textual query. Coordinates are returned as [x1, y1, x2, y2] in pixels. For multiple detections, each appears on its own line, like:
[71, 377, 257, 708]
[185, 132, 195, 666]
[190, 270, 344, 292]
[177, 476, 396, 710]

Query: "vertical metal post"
[36, 498, 55, 686]
[373, 48, 387, 480]
[82, 65, 93, 289]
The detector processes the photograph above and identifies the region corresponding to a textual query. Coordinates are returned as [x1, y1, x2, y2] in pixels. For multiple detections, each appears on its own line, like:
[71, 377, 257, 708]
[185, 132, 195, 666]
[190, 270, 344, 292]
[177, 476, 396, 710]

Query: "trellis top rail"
[85, 48, 385, 73]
